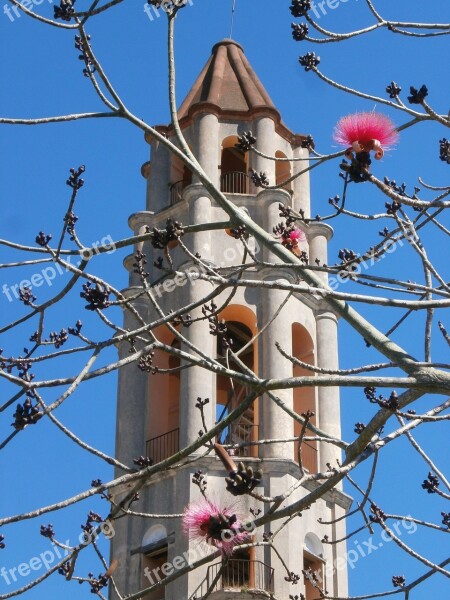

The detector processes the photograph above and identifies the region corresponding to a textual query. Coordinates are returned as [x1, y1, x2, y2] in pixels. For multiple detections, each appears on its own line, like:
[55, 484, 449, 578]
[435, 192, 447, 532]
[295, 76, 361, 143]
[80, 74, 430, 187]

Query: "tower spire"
[230, 0, 236, 39]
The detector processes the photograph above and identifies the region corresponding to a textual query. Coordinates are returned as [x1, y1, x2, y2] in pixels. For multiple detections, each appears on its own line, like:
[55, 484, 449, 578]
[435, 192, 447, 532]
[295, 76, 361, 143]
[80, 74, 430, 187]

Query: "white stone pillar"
[147, 135, 171, 212]
[258, 275, 294, 459]
[267, 472, 295, 596]
[111, 296, 150, 598]
[165, 470, 192, 600]
[332, 503, 349, 597]
[292, 145, 311, 218]
[252, 116, 276, 190]
[259, 188, 292, 263]
[127, 213, 154, 287]
[315, 310, 342, 472]
[178, 187, 215, 449]
[195, 113, 219, 186]
[307, 223, 333, 285]
[115, 295, 149, 468]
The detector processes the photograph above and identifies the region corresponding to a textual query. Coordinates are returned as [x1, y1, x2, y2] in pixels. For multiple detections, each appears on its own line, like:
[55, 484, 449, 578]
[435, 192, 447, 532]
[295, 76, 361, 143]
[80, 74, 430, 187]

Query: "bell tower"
[111, 39, 351, 600]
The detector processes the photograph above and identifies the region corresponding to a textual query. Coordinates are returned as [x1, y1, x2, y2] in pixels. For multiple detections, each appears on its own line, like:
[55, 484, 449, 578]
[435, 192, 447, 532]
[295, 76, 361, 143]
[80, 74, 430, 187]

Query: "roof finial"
[229, 0, 236, 39]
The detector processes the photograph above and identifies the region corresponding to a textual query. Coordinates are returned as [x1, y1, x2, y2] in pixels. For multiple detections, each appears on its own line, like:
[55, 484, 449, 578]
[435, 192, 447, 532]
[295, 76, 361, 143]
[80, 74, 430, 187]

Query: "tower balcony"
[168, 171, 251, 205]
[189, 559, 274, 599]
[218, 418, 318, 472]
[167, 170, 292, 207]
[145, 423, 317, 472]
[220, 171, 249, 195]
[146, 428, 180, 464]
[220, 422, 259, 458]
[169, 180, 186, 205]
[165, 178, 258, 207]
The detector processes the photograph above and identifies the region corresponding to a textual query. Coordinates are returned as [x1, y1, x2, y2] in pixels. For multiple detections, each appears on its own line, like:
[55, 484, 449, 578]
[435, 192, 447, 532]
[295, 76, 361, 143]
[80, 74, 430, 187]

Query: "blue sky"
[0, 0, 449, 597]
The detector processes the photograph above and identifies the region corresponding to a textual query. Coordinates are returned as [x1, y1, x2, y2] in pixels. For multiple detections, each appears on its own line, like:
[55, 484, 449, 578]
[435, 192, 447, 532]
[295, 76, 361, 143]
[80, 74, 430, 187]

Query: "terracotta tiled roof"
[144, 40, 307, 147]
[178, 39, 279, 120]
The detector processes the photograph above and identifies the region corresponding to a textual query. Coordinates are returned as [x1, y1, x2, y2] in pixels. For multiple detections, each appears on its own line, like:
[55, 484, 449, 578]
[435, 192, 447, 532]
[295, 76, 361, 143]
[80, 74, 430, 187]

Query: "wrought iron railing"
[146, 428, 179, 464]
[220, 171, 248, 194]
[221, 423, 259, 458]
[189, 559, 274, 598]
[169, 180, 185, 205]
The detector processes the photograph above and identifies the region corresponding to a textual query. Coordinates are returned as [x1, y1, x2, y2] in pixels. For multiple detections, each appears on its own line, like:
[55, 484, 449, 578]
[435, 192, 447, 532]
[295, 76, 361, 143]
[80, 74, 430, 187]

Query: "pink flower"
[334, 112, 399, 159]
[280, 226, 306, 255]
[288, 227, 306, 244]
[182, 498, 248, 555]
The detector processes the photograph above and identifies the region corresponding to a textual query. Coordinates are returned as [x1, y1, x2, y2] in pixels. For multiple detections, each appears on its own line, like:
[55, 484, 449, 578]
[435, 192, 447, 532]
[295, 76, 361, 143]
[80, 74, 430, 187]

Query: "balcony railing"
[146, 428, 179, 464]
[169, 180, 189, 205]
[220, 171, 248, 194]
[221, 423, 259, 458]
[189, 560, 274, 598]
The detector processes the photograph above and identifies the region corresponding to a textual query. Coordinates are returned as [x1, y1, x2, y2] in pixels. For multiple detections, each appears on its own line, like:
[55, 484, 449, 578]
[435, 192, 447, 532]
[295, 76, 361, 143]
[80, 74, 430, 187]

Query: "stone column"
[307, 223, 333, 285]
[292, 144, 311, 218]
[331, 503, 349, 597]
[146, 135, 171, 212]
[257, 274, 294, 459]
[115, 295, 149, 469]
[258, 188, 292, 263]
[165, 470, 192, 600]
[315, 310, 341, 472]
[195, 113, 219, 186]
[178, 186, 215, 449]
[111, 295, 150, 597]
[127, 212, 154, 287]
[267, 472, 295, 596]
[252, 116, 276, 190]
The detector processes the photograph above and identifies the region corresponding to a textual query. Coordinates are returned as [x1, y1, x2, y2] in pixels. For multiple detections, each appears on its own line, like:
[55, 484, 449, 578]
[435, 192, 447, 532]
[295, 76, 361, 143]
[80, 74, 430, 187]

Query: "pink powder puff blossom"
[334, 112, 399, 160]
[288, 227, 306, 244]
[182, 498, 249, 556]
[281, 226, 306, 255]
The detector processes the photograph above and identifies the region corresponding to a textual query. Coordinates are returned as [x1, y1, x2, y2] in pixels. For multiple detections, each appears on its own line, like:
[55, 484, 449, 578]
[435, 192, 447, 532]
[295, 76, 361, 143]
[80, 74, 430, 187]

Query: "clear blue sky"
[0, 1, 449, 597]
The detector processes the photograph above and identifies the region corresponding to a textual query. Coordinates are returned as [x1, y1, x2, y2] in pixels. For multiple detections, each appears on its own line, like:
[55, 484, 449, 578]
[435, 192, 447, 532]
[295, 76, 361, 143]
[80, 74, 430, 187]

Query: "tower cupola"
[143, 39, 311, 216]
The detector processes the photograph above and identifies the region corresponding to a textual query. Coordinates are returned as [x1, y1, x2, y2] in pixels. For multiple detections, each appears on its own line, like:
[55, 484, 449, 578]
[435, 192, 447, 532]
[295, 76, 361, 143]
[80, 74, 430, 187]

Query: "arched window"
[216, 312, 257, 457]
[141, 525, 169, 600]
[275, 151, 292, 192]
[143, 525, 168, 548]
[220, 136, 248, 194]
[292, 324, 317, 472]
[303, 534, 325, 600]
[147, 330, 180, 463]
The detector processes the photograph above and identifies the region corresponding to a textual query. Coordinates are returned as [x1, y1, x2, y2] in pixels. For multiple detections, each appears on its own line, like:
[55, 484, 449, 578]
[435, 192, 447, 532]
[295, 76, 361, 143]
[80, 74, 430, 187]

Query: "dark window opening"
[216, 321, 257, 456]
[142, 543, 169, 600]
[303, 553, 324, 600]
[220, 144, 248, 194]
[275, 151, 292, 193]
